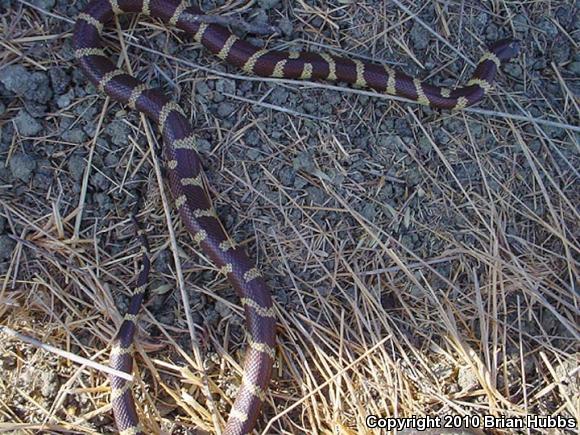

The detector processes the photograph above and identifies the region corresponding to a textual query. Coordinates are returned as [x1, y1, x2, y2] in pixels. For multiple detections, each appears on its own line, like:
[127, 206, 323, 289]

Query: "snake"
[72, 1, 519, 434]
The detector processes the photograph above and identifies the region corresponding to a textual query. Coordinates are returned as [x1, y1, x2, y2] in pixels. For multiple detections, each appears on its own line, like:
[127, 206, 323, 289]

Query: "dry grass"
[0, 0, 578, 434]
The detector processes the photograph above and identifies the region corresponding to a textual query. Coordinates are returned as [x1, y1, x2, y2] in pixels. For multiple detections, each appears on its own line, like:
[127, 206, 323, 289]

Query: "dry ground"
[0, 0, 578, 434]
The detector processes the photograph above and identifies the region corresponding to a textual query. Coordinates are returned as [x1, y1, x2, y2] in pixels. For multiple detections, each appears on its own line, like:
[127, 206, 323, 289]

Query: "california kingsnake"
[72, 1, 519, 434]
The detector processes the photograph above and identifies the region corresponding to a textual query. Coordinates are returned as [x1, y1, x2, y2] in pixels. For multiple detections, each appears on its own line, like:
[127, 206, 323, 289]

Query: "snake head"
[488, 38, 521, 62]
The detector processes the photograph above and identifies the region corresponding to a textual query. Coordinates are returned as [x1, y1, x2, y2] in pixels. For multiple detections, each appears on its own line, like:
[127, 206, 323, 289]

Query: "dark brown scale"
[141, 91, 171, 123]
[151, 0, 189, 20]
[106, 74, 142, 103]
[363, 63, 390, 92]
[108, 214, 150, 435]
[226, 39, 261, 65]
[199, 22, 232, 51]
[73, 0, 519, 434]
[172, 150, 203, 178]
[308, 55, 333, 81]
[77, 55, 111, 86]
[397, 73, 421, 100]
[252, 52, 288, 76]
[161, 112, 191, 142]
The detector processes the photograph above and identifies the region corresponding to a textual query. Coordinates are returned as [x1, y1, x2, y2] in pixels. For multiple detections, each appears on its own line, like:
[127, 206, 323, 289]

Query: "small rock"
[568, 61, 580, 75]
[13, 110, 42, 137]
[104, 119, 130, 146]
[468, 122, 484, 139]
[9, 153, 36, 182]
[246, 148, 261, 160]
[405, 169, 422, 186]
[529, 140, 541, 154]
[457, 366, 479, 390]
[538, 17, 558, 38]
[257, 0, 280, 10]
[49, 67, 71, 94]
[512, 14, 529, 35]
[0, 235, 15, 261]
[278, 17, 293, 36]
[215, 301, 231, 318]
[531, 57, 547, 71]
[68, 153, 86, 181]
[401, 233, 418, 250]
[56, 89, 74, 108]
[31, 74, 53, 104]
[216, 102, 235, 118]
[485, 23, 499, 41]
[196, 81, 212, 97]
[409, 23, 430, 51]
[472, 12, 488, 32]
[306, 186, 325, 204]
[95, 192, 112, 211]
[104, 153, 120, 167]
[215, 79, 236, 96]
[361, 203, 377, 221]
[33, 159, 52, 189]
[293, 176, 307, 189]
[269, 87, 289, 105]
[278, 166, 296, 186]
[30, 0, 55, 11]
[91, 172, 110, 191]
[212, 91, 225, 103]
[245, 129, 260, 147]
[504, 63, 523, 79]
[1, 64, 53, 104]
[153, 249, 172, 275]
[23, 102, 48, 118]
[552, 41, 571, 65]
[0, 132, 9, 160]
[380, 135, 404, 151]
[303, 102, 317, 114]
[197, 138, 212, 153]
[292, 151, 316, 174]
[0, 65, 32, 95]
[40, 370, 58, 397]
[61, 128, 87, 144]
[251, 9, 269, 27]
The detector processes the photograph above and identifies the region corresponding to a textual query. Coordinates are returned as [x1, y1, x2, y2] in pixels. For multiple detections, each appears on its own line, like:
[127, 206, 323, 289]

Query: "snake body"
[72, 1, 519, 434]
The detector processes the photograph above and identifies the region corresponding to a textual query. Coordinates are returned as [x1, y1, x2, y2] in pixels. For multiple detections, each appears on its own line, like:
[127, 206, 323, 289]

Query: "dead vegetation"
[0, 0, 578, 434]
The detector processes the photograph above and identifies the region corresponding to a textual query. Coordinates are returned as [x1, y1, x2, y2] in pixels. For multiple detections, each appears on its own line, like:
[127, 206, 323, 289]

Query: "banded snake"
[72, 1, 519, 433]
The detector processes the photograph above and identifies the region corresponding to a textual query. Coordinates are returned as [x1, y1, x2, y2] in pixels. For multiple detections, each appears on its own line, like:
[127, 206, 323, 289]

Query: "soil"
[0, 0, 578, 434]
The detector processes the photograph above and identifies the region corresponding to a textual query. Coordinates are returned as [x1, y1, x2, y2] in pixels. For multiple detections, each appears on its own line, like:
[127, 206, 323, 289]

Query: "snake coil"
[72, 1, 519, 434]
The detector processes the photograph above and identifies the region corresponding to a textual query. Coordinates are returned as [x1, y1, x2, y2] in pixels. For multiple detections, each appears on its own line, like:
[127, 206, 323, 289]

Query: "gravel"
[0, 235, 15, 261]
[9, 153, 36, 182]
[1, 1, 577, 431]
[0, 65, 52, 104]
[13, 110, 42, 136]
